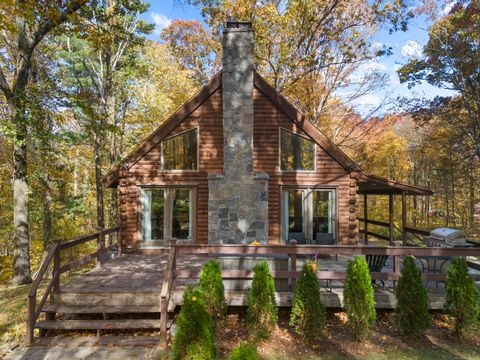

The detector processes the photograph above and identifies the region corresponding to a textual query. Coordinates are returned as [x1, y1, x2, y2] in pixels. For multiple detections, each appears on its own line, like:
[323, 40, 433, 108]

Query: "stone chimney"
[208, 21, 269, 244]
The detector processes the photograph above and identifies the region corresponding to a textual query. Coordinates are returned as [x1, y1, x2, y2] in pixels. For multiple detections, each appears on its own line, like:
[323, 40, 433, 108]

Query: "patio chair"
[315, 233, 337, 260]
[366, 254, 389, 287]
[288, 232, 306, 245]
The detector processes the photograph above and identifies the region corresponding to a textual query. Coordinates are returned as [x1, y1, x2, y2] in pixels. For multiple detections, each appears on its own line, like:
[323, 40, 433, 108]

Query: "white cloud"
[353, 94, 382, 107]
[151, 13, 172, 35]
[401, 40, 422, 58]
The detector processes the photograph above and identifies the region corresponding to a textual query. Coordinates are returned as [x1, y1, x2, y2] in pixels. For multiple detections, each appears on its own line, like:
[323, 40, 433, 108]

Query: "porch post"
[402, 190, 407, 245]
[363, 194, 368, 245]
[96, 227, 105, 268]
[389, 194, 394, 246]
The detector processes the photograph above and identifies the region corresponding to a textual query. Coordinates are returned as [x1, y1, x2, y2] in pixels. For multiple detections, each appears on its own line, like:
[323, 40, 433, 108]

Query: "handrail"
[25, 226, 120, 346]
[171, 244, 480, 257]
[28, 241, 59, 298]
[160, 239, 177, 348]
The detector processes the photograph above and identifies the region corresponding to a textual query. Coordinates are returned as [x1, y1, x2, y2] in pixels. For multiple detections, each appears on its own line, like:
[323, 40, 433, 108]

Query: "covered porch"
[357, 173, 434, 246]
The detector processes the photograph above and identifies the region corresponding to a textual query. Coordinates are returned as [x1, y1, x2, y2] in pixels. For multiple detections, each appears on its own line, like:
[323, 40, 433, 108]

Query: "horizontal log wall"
[118, 85, 359, 250]
[119, 89, 224, 249]
[253, 88, 357, 244]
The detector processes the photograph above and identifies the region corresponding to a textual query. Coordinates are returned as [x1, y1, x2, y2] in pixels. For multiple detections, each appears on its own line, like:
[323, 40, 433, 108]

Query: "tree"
[247, 260, 278, 339]
[199, 259, 226, 322]
[161, 19, 220, 85]
[398, 2, 480, 159]
[0, 0, 87, 285]
[445, 257, 479, 334]
[178, 0, 411, 139]
[290, 260, 326, 342]
[172, 286, 216, 360]
[59, 0, 153, 227]
[343, 255, 376, 339]
[395, 256, 431, 338]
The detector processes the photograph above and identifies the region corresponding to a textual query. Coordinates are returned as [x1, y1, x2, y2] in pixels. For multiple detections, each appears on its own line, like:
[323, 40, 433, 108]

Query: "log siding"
[117, 82, 359, 251]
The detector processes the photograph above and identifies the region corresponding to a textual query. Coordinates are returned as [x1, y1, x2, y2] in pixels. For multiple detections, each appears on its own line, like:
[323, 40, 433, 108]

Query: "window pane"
[280, 129, 314, 171]
[313, 191, 334, 243]
[144, 189, 164, 241]
[172, 189, 192, 239]
[285, 189, 304, 242]
[163, 129, 198, 170]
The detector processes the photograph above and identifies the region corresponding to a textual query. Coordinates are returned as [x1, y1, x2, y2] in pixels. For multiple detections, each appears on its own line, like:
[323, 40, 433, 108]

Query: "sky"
[142, 1, 457, 114]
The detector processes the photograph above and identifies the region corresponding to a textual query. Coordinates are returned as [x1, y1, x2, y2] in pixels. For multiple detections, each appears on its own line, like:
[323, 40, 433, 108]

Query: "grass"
[0, 268, 90, 355]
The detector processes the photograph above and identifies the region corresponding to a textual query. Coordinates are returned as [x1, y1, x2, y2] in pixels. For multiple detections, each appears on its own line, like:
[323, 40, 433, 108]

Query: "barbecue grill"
[429, 227, 468, 246]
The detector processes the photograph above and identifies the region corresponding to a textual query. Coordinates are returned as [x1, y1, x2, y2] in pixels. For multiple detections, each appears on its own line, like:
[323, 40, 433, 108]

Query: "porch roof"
[357, 173, 433, 196]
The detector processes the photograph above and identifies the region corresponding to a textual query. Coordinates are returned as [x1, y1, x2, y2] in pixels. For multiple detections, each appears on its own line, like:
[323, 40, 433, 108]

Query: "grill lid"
[430, 227, 466, 244]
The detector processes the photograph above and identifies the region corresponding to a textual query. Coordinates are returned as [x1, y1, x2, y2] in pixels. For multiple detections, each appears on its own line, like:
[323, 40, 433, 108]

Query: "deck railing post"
[96, 227, 105, 268]
[289, 240, 297, 291]
[389, 194, 394, 246]
[364, 194, 368, 244]
[401, 190, 407, 245]
[171, 239, 177, 291]
[26, 291, 36, 346]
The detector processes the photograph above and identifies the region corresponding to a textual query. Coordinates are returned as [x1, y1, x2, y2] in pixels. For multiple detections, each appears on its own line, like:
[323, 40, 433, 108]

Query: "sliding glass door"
[142, 187, 194, 244]
[282, 188, 336, 244]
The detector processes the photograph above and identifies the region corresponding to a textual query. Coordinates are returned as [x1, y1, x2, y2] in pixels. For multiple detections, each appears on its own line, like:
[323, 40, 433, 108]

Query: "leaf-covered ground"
[209, 308, 480, 360]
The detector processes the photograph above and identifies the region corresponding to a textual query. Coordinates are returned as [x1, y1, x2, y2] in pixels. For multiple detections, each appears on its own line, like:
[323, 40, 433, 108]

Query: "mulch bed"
[214, 308, 480, 359]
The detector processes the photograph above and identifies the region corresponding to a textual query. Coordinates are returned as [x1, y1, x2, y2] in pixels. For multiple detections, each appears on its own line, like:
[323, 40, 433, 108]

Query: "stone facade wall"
[208, 22, 269, 244]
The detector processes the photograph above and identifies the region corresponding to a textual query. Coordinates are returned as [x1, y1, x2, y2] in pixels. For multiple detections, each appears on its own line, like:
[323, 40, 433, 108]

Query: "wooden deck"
[57, 253, 478, 310]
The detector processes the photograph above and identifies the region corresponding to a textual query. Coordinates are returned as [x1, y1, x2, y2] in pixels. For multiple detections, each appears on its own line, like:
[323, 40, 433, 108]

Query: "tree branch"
[32, 0, 88, 51]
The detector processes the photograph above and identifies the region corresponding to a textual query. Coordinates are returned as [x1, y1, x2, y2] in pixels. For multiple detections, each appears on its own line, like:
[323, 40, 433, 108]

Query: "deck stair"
[33, 297, 173, 342]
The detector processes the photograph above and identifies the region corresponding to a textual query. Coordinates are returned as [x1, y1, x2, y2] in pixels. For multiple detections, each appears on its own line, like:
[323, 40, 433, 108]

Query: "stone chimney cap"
[225, 21, 252, 32]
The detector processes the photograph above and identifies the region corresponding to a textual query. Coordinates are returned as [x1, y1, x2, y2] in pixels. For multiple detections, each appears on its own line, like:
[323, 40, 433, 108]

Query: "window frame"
[278, 127, 316, 173]
[139, 186, 197, 245]
[161, 127, 200, 172]
[280, 186, 337, 244]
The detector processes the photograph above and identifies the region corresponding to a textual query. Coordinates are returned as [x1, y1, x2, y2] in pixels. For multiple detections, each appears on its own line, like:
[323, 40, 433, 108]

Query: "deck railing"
[167, 243, 480, 287]
[358, 217, 431, 244]
[25, 226, 120, 346]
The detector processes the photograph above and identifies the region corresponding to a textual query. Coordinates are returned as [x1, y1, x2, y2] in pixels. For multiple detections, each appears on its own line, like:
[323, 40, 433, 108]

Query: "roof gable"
[103, 72, 222, 187]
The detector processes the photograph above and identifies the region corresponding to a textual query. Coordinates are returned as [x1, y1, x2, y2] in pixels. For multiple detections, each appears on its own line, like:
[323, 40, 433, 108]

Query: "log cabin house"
[102, 21, 432, 252]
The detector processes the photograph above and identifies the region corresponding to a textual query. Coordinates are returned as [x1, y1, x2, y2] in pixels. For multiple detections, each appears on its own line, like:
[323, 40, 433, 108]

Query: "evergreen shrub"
[229, 342, 258, 360]
[199, 259, 226, 322]
[247, 260, 278, 339]
[343, 255, 376, 339]
[290, 260, 326, 341]
[172, 286, 216, 360]
[445, 257, 480, 334]
[395, 255, 431, 337]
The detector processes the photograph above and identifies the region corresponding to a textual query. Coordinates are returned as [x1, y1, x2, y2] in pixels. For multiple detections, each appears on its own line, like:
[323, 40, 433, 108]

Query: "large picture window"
[162, 128, 198, 171]
[280, 128, 315, 171]
[142, 187, 194, 244]
[282, 188, 335, 244]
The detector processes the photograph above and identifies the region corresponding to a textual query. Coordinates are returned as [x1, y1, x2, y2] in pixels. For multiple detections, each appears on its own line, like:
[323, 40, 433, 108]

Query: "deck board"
[57, 253, 480, 310]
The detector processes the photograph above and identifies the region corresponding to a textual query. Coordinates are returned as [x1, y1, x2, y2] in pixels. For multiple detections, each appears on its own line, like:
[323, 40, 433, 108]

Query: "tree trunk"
[94, 131, 105, 228]
[41, 173, 53, 251]
[11, 100, 32, 285]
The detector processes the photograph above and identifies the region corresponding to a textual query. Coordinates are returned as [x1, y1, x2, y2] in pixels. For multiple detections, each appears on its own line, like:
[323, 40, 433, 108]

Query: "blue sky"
[143, 1, 457, 114]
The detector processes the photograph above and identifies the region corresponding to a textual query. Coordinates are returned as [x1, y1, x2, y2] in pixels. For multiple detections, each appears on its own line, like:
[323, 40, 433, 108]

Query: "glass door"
[142, 187, 194, 245]
[282, 188, 336, 244]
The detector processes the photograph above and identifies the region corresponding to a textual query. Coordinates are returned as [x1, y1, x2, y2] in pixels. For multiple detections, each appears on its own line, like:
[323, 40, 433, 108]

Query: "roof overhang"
[357, 173, 433, 196]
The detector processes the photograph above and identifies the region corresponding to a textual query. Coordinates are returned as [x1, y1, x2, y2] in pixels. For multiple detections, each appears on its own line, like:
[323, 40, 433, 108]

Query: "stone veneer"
[208, 22, 269, 244]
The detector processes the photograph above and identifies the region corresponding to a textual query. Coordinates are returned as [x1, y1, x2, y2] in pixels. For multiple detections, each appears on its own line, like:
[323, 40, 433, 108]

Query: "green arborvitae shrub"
[199, 259, 226, 322]
[247, 260, 278, 339]
[229, 342, 258, 360]
[395, 255, 431, 337]
[172, 286, 216, 360]
[445, 257, 480, 334]
[290, 260, 326, 341]
[343, 255, 376, 339]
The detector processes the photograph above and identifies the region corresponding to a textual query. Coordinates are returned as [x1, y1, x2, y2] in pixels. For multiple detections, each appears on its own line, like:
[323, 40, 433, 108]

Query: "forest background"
[0, 0, 479, 285]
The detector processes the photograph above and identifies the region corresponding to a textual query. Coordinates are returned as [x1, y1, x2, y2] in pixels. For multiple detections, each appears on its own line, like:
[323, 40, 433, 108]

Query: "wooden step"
[34, 335, 162, 347]
[42, 304, 161, 314]
[35, 319, 171, 330]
